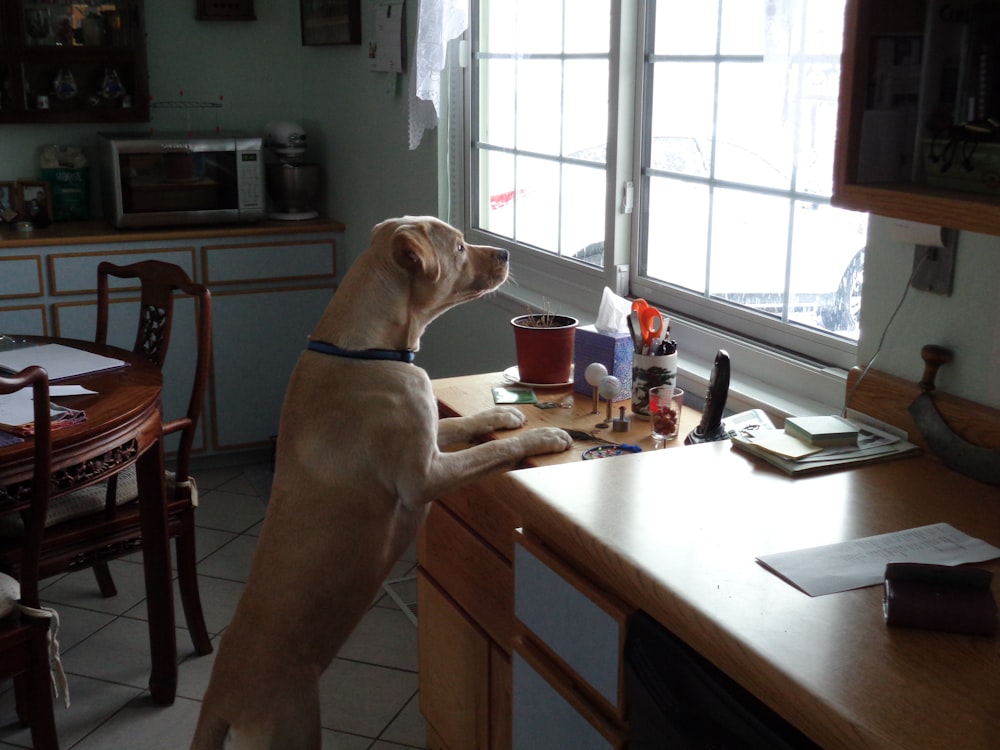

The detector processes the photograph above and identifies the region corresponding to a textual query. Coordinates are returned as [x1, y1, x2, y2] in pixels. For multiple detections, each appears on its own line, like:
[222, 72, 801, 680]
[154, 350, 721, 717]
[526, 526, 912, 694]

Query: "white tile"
[195, 534, 258, 583]
[379, 692, 428, 748]
[70, 693, 202, 749]
[318, 659, 418, 738]
[0, 674, 141, 748]
[40, 559, 148, 615]
[340, 606, 419, 673]
[193, 489, 267, 533]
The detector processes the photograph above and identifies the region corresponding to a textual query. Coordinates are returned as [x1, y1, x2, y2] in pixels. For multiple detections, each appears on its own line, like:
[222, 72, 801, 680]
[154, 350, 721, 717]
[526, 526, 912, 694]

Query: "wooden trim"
[201, 238, 337, 286]
[846, 366, 1000, 453]
[47, 246, 198, 295]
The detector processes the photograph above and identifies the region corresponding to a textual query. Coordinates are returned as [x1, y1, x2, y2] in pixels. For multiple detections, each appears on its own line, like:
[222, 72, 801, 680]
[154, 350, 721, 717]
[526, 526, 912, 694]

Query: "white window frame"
[447, 0, 856, 416]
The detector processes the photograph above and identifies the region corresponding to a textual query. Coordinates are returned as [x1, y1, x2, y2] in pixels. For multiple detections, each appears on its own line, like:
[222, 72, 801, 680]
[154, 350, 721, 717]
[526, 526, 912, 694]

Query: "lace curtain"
[408, 0, 468, 150]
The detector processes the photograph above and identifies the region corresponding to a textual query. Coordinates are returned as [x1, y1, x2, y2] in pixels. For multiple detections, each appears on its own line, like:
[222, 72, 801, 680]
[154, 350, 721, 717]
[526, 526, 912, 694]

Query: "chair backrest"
[95, 260, 212, 482]
[0, 366, 51, 608]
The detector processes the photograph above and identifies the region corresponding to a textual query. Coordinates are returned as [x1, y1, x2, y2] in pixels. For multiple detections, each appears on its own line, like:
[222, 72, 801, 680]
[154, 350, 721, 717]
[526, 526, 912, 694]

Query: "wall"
[1, 1, 998, 405]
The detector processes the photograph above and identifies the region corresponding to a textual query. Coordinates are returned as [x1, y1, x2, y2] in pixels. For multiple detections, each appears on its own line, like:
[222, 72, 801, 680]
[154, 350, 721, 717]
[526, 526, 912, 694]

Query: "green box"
[40, 167, 90, 221]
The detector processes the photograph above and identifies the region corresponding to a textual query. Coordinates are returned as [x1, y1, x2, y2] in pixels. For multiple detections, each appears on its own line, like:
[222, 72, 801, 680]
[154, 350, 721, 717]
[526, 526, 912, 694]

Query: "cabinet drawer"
[48, 247, 197, 294]
[203, 238, 336, 285]
[514, 533, 628, 718]
[0, 256, 43, 299]
[512, 646, 625, 750]
[419, 501, 513, 650]
[438, 471, 521, 562]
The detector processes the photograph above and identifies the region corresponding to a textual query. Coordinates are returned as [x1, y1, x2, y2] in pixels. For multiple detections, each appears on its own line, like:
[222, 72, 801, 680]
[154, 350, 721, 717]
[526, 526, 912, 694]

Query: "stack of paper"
[0, 343, 127, 382]
[731, 416, 920, 476]
[0, 388, 86, 435]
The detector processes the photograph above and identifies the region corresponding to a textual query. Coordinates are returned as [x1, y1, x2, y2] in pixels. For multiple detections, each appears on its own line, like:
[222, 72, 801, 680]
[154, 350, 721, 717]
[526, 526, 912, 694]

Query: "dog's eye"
[457, 243, 466, 253]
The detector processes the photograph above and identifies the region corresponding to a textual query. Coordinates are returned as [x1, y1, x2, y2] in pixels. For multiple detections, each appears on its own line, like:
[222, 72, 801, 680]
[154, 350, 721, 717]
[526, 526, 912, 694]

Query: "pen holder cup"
[632, 351, 677, 420]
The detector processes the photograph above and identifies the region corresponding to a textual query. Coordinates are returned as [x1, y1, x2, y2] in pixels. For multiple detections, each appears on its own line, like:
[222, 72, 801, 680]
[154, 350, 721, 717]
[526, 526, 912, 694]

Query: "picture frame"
[300, 0, 361, 46]
[0, 182, 17, 224]
[17, 180, 53, 229]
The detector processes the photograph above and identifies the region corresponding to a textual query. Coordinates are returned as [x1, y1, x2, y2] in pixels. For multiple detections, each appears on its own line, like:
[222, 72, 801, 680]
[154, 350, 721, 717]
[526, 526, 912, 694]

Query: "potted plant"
[510, 311, 579, 385]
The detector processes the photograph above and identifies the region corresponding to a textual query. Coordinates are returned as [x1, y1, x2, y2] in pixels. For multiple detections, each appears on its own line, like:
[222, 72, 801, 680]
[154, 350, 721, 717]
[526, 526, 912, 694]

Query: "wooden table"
[0, 337, 177, 704]
[427, 371, 1000, 750]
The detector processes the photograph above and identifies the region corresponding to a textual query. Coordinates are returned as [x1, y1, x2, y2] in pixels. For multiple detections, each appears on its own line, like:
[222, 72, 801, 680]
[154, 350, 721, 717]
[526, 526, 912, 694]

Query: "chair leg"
[92, 560, 118, 598]
[176, 509, 212, 655]
[26, 622, 60, 749]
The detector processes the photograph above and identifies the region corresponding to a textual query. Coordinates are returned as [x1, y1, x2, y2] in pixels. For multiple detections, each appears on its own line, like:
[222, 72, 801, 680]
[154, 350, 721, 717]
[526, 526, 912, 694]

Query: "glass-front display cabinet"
[0, 0, 148, 123]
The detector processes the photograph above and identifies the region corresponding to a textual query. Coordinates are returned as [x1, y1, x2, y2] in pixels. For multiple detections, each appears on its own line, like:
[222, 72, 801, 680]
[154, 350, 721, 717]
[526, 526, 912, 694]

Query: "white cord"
[843, 253, 931, 414]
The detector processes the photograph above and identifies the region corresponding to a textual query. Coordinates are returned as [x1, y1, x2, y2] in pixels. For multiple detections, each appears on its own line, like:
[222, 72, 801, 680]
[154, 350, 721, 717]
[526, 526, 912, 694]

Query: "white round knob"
[584, 362, 608, 386]
[598, 375, 621, 400]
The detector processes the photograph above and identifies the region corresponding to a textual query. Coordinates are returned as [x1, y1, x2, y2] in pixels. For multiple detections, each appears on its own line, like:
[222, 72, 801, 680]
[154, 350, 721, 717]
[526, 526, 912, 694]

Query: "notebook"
[0, 343, 128, 382]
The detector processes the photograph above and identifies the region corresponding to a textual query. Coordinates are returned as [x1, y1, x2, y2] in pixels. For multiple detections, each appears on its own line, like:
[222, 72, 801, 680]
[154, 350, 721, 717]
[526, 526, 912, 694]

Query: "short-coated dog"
[189, 216, 573, 749]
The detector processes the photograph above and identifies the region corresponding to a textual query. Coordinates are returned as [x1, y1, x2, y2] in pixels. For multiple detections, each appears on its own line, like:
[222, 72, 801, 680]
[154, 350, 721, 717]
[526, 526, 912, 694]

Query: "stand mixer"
[263, 121, 321, 220]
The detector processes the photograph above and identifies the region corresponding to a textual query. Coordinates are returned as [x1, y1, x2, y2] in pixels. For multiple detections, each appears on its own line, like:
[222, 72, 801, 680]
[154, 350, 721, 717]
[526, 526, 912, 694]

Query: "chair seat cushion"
[0, 572, 20, 618]
[0, 465, 138, 537]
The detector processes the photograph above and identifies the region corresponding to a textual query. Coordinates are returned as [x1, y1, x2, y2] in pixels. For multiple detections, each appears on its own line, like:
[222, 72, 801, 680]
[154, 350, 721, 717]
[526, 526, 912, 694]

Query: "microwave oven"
[98, 132, 266, 228]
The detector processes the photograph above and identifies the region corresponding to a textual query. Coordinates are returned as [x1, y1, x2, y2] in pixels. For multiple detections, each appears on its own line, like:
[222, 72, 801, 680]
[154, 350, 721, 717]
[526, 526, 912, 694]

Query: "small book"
[492, 385, 537, 405]
[784, 414, 859, 447]
[883, 562, 997, 636]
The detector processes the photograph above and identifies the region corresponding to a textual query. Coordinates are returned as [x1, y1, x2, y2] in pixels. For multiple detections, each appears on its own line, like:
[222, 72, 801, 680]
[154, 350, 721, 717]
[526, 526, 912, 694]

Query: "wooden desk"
[421, 371, 1000, 750]
[0, 338, 176, 704]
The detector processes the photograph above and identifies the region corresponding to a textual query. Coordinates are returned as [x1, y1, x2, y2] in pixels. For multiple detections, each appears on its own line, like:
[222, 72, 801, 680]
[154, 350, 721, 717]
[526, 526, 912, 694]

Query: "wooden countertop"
[433, 372, 1000, 750]
[0, 216, 345, 248]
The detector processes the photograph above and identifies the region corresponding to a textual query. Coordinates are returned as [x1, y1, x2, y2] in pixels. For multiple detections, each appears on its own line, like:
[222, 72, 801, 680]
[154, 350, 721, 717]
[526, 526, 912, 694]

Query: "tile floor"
[0, 462, 426, 749]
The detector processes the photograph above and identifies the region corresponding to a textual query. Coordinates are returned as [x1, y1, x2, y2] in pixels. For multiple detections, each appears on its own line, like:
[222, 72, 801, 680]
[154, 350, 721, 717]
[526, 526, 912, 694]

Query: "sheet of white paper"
[0, 343, 126, 382]
[0, 390, 35, 427]
[51, 385, 97, 396]
[756, 523, 1000, 596]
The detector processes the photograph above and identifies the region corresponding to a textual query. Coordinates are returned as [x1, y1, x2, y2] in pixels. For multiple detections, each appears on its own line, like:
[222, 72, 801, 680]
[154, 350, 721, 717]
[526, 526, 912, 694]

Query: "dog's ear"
[393, 225, 442, 282]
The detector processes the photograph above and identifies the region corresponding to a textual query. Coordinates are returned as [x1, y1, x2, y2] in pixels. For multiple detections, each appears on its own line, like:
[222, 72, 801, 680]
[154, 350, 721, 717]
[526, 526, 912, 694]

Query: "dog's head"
[374, 215, 509, 316]
[314, 216, 510, 353]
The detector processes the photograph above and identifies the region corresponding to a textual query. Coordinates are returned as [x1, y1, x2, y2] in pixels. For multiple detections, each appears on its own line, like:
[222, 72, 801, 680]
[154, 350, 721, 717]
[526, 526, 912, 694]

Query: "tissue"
[574, 287, 633, 401]
[594, 286, 632, 333]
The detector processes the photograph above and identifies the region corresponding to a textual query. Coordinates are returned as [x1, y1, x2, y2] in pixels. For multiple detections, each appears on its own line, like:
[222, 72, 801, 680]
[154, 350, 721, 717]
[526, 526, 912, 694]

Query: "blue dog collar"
[307, 339, 416, 364]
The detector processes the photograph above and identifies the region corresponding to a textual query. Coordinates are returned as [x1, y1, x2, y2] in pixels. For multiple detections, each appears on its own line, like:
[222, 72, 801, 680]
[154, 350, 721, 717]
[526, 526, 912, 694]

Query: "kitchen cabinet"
[833, 0, 1000, 234]
[418, 375, 703, 750]
[0, 0, 149, 123]
[0, 218, 342, 457]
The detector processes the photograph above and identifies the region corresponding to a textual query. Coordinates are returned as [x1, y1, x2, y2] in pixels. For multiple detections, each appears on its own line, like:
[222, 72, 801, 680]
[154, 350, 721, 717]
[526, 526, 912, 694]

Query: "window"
[459, 0, 867, 379]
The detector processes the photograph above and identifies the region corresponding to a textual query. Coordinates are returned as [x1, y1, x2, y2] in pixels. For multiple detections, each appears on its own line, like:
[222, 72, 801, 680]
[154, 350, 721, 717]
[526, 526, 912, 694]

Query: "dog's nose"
[496, 248, 509, 264]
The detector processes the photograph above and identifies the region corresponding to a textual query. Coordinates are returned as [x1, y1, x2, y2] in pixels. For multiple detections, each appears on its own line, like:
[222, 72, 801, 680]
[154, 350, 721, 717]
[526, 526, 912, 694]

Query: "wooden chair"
[0, 260, 214, 656]
[0, 366, 61, 749]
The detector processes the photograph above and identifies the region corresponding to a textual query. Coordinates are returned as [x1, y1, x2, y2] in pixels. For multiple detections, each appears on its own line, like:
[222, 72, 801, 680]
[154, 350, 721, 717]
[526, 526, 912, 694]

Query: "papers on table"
[0, 343, 127, 382]
[757, 523, 1000, 596]
[731, 416, 920, 475]
[0, 387, 87, 435]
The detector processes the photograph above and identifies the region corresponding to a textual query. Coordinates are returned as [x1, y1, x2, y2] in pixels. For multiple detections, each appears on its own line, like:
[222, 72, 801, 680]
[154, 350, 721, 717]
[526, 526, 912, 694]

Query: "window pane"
[654, 1, 719, 55]
[561, 163, 605, 260]
[515, 0, 563, 54]
[479, 57, 515, 146]
[517, 59, 562, 154]
[650, 63, 716, 176]
[515, 156, 560, 250]
[645, 177, 710, 294]
[565, 0, 610, 54]
[788, 202, 867, 336]
[479, 149, 515, 236]
[563, 59, 609, 159]
[719, 0, 765, 56]
[715, 62, 793, 190]
[709, 189, 788, 317]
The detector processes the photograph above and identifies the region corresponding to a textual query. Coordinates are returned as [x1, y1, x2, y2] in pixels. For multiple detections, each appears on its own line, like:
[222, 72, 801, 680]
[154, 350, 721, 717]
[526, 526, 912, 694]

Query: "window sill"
[491, 287, 848, 422]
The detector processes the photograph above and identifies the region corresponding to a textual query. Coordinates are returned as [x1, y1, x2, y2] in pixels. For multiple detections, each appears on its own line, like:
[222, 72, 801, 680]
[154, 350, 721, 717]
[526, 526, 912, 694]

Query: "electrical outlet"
[911, 230, 956, 295]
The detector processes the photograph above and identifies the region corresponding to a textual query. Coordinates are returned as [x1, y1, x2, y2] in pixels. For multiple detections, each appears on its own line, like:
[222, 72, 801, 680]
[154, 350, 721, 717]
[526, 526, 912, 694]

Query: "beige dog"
[190, 216, 572, 749]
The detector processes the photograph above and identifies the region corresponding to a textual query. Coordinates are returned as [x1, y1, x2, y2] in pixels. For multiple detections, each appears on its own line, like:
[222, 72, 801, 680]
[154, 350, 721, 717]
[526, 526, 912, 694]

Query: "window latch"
[621, 181, 634, 214]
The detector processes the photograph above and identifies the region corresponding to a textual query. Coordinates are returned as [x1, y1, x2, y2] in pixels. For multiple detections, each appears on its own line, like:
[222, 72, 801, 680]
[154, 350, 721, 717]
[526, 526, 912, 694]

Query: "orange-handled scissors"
[639, 306, 665, 351]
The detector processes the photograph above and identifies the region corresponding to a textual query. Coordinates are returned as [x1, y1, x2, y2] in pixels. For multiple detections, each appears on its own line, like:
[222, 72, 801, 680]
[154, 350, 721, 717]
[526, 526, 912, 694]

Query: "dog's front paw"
[519, 427, 574, 456]
[475, 405, 527, 433]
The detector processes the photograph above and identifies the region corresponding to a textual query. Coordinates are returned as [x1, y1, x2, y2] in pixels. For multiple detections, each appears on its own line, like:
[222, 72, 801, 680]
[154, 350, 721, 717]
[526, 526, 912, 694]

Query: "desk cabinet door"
[418, 572, 490, 750]
[209, 285, 334, 449]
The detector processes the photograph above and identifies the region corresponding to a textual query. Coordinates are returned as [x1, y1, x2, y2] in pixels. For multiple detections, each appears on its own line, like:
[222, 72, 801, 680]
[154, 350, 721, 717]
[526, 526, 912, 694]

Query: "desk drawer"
[419, 501, 513, 651]
[514, 533, 628, 719]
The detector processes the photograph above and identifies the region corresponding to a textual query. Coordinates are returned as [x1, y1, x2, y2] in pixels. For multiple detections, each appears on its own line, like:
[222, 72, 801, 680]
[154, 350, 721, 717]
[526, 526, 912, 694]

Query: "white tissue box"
[573, 325, 632, 401]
